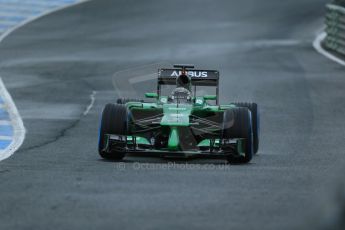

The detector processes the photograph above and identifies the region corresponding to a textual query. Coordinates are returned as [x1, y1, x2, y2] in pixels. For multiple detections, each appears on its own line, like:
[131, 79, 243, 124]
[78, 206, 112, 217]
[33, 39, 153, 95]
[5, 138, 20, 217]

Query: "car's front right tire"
[98, 103, 128, 160]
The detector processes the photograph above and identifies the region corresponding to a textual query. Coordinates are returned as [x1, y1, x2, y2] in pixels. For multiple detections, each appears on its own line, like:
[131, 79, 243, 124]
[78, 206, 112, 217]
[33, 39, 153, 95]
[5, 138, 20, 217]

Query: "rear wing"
[157, 68, 220, 104]
[158, 68, 219, 86]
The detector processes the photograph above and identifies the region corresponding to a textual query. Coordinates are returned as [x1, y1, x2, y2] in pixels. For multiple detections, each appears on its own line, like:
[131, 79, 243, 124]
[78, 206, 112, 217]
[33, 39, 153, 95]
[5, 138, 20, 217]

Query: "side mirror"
[203, 95, 217, 100]
[145, 92, 158, 98]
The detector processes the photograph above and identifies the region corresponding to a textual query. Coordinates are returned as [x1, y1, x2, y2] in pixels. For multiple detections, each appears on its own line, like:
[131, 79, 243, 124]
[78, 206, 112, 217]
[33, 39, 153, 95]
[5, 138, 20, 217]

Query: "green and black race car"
[98, 64, 259, 163]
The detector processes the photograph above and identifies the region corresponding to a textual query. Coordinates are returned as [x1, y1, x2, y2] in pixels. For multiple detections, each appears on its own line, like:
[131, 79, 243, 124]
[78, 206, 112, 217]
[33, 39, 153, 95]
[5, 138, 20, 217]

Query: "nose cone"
[168, 127, 179, 150]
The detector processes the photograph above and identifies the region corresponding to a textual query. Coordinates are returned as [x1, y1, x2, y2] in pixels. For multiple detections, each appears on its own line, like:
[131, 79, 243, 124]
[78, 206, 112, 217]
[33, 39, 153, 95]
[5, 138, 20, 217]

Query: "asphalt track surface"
[0, 0, 344, 229]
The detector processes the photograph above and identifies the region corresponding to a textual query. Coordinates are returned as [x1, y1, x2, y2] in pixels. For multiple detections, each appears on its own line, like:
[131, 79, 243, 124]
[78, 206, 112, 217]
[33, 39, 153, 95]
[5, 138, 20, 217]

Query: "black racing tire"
[98, 103, 128, 160]
[222, 108, 253, 164]
[117, 98, 143, 104]
[232, 102, 259, 154]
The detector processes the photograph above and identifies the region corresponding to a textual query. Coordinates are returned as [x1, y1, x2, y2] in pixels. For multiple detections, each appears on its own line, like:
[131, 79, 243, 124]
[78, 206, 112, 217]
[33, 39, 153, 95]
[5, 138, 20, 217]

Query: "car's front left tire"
[222, 108, 253, 164]
[232, 102, 259, 154]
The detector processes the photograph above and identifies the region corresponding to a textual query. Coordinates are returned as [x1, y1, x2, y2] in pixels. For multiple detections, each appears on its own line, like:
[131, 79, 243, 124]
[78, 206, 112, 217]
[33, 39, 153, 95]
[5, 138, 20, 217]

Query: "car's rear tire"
[117, 98, 144, 104]
[232, 102, 259, 154]
[222, 108, 253, 164]
[98, 103, 128, 160]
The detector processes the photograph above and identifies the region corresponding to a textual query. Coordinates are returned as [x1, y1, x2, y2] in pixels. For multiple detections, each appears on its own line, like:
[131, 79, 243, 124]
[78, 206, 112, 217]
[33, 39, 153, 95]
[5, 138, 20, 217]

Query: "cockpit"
[168, 74, 192, 103]
[168, 87, 192, 103]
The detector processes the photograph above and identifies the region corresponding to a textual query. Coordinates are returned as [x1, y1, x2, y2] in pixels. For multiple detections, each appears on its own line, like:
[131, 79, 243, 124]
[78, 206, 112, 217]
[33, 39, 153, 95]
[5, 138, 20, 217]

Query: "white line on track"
[313, 31, 345, 67]
[0, 0, 91, 45]
[0, 78, 25, 161]
[83, 91, 97, 116]
[327, 3, 345, 14]
[0, 0, 91, 161]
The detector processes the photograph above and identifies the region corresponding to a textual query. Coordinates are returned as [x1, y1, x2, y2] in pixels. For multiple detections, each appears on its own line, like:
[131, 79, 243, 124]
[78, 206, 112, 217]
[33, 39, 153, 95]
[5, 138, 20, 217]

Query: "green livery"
[98, 64, 260, 164]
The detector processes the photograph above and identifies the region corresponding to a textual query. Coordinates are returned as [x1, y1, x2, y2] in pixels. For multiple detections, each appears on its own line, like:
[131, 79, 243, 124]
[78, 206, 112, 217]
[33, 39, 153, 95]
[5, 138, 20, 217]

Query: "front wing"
[103, 134, 244, 159]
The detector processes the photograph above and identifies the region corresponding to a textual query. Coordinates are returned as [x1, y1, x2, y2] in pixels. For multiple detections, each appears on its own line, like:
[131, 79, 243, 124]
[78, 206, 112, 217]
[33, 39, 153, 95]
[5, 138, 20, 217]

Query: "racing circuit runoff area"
[0, 0, 345, 230]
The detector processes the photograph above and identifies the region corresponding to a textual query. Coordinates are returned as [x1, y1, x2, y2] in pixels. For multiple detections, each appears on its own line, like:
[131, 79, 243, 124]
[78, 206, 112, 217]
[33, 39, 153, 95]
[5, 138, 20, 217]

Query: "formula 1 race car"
[98, 64, 259, 163]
